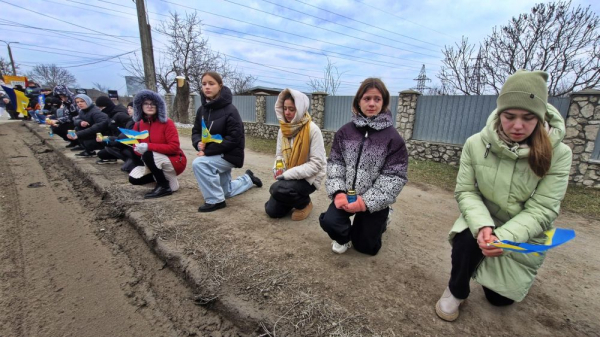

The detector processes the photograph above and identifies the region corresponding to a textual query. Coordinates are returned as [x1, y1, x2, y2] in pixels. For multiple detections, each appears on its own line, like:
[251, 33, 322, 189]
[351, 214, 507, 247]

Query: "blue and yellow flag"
[118, 127, 149, 140]
[1, 85, 29, 116]
[117, 138, 139, 145]
[202, 118, 223, 144]
[489, 228, 575, 255]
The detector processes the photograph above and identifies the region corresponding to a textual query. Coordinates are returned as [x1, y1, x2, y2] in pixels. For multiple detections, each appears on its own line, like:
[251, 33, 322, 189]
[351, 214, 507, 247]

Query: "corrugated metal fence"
[324, 96, 398, 130]
[412, 95, 571, 145]
[266, 96, 278, 125]
[232, 96, 256, 122]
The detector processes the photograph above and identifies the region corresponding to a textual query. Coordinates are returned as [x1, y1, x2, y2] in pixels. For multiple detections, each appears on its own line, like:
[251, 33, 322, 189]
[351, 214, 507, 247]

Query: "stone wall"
[407, 140, 462, 166]
[563, 89, 600, 187]
[239, 89, 600, 188]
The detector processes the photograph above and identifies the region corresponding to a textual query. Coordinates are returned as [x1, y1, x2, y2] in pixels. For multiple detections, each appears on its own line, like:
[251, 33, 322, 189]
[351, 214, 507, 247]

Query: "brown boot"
[291, 201, 313, 221]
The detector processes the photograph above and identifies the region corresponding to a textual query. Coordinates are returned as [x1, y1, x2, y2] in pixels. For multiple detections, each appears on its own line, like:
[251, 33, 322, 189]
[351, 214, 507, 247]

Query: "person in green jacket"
[435, 70, 573, 322]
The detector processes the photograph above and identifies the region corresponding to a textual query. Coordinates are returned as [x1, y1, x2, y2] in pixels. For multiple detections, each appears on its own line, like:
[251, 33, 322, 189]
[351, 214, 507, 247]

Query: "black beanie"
[95, 96, 115, 109]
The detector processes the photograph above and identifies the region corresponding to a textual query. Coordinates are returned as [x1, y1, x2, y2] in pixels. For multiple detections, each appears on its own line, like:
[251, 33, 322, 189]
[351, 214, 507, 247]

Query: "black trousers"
[52, 122, 75, 142]
[128, 151, 169, 188]
[449, 229, 514, 306]
[264, 179, 316, 218]
[6, 109, 19, 119]
[319, 202, 389, 256]
[79, 138, 104, 152]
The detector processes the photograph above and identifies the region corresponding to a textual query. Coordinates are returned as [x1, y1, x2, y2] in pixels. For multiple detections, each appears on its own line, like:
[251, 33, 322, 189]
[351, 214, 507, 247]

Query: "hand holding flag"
[118, 127, 149, 140]
[488, 228, 575, 256]
[201, 119, 223, 144]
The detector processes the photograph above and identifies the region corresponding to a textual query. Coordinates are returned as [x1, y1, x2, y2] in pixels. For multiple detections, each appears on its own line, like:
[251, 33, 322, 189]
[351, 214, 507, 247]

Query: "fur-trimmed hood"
[275, 88, 310, 123]
[133, 89, 167, 123]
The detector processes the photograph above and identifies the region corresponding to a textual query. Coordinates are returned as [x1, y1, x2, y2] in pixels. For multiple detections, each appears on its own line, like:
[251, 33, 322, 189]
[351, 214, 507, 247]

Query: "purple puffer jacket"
[326, 110, 408, 212]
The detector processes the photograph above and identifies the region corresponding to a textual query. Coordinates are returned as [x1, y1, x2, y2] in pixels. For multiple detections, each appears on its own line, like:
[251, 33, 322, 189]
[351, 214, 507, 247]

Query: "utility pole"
[0, 40, 19, 75]
[135, 0, 157, 92]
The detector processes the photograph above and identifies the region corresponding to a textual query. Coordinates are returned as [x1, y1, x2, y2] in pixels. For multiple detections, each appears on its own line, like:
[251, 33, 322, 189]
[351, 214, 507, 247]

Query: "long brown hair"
[352, 78, 390, 115]
[527, 119, 553, 177]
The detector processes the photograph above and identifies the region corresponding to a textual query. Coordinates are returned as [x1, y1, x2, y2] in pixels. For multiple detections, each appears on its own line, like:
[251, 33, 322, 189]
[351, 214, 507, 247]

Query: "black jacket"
[191, 86, 245, 168]
[74, 104, 109, 139]
[103, 103, 133, 137]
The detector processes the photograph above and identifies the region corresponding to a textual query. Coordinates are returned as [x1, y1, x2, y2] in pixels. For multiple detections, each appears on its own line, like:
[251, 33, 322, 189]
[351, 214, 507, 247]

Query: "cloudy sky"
[1, 0, 598, 95]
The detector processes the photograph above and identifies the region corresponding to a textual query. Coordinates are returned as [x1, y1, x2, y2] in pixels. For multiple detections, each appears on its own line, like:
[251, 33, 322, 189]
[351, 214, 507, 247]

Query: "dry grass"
[562, 184, 600, 218]
[407, 158, 459, 191]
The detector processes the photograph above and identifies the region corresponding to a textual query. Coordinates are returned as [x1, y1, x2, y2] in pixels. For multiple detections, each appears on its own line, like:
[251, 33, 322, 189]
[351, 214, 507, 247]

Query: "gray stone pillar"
[564, 89, 600, 187]
[164, 93, 174, 119]
[397, 90, 421, 141]
[188, 92, 199, 124]
[310, 91, 328, 129]
[255, 93, 267, 124]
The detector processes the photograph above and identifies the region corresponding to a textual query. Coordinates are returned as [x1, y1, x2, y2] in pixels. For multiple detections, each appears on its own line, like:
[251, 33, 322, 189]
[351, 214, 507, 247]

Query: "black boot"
[246, 170, 263, 187]
[144, 185, 172, 199]
[198, 201, 227, 212]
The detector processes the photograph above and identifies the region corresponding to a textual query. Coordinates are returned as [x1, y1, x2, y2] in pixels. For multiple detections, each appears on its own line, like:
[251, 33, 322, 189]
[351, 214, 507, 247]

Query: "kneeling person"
[265, 88, 326, 221]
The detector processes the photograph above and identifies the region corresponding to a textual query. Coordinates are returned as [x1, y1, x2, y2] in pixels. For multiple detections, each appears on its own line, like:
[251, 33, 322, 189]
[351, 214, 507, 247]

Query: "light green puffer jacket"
[449, 103, 572, 301]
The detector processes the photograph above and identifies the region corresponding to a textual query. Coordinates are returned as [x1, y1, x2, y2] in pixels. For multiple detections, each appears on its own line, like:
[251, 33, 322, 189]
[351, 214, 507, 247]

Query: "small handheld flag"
[488, 228, 575, 255]
[117, 138, 139, 145]
[118, 127, 149, 140]
[201, 119, 223, 144]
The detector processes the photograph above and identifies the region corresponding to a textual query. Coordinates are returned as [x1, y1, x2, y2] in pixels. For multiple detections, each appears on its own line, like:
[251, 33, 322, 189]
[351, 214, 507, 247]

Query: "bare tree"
[158, 12, 243, 123]
[226, 71, 256, 94]
[307, 57, 343, 95]
[0, 57, 20, 78]
[92, 82, 110, 93]
[438, 1, 600, 96]
[26, 64, 77, 88]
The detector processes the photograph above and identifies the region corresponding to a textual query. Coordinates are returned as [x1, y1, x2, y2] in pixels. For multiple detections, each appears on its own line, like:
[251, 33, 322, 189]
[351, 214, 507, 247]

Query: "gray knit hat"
[496, 70, 549, 121]
[74, 94, 93, 107]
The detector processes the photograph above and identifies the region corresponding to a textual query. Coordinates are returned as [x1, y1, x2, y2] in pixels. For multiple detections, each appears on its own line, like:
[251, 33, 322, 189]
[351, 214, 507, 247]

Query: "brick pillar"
[188, 92, 199, 124]
[397, 89, 421, 140]
[164, 93, 174, 119]
[564, 89, 600, 187]
[255, 93, 267, 124]
[310, 91, 328, 129]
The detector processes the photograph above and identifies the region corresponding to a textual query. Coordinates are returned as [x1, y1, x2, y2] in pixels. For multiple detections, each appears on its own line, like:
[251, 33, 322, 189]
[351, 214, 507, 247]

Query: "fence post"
[564, 89, 600, 187]
[254, 92, 268, 125]
[311, 91, 328, 129]
[164, 93, 174, 119]
[188, 92, 199, 124]
[397, 90, 421, 141]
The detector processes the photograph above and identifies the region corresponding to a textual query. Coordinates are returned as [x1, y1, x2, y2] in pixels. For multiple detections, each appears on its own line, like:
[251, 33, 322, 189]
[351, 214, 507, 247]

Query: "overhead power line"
[293, 0, 446, 47]
[352, 0, 458, 39]
[208, 0, 440, 58]
[263, 0, 440, 50]
[162, 0, 440, 66]
[0, 0, 133, 43]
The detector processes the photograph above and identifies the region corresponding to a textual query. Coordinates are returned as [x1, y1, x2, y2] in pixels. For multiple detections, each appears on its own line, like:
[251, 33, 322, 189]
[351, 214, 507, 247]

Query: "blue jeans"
[192, 155, 253, 204]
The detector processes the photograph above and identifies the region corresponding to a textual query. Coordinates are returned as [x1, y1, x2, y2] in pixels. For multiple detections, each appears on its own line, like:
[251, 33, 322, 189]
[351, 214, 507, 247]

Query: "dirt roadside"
[0, 121, 243, 336]
[3, 120, 600, 336]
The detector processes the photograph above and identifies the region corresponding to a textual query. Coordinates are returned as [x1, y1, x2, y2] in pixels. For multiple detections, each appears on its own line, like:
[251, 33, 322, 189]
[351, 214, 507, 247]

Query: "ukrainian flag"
[201, 118, 223, 144]
[117, 138, 139, 145]
[118, 127, 149, 140]
[1, 85, 29, 116]
[489, 228, 576, 254]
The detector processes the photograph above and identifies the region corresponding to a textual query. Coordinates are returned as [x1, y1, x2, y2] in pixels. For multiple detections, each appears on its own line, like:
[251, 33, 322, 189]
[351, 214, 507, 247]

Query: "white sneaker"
[435, 287, 464, 322]
[331, 241, 351, 254]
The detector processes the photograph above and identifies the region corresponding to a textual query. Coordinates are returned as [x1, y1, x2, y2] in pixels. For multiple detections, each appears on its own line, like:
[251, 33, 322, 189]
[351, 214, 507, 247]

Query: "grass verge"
[185, 131, 600, 218]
